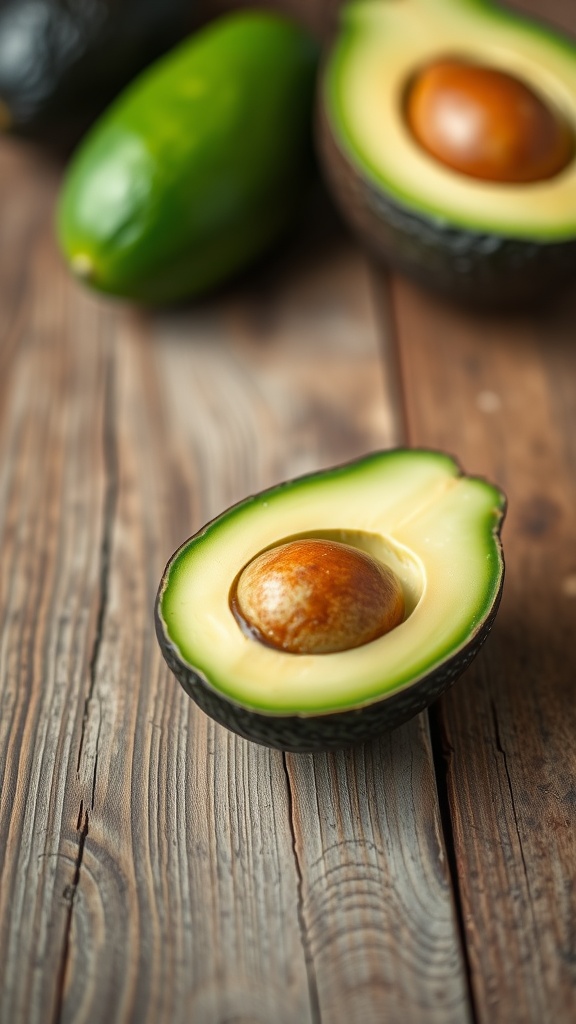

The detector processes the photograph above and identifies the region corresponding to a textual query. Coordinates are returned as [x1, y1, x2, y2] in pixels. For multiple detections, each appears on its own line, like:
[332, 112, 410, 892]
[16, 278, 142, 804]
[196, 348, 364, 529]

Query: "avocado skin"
[57, 12, 319, 303]
[155, 591, 502, 752]
[317, 105, 576, 309]
[0, 0, 196, 139]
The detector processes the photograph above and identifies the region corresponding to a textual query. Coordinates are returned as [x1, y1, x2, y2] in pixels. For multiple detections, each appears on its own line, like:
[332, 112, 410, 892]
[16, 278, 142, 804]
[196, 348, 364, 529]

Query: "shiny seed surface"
[406, 58, 574, 182]
[234, 538, 405, 654]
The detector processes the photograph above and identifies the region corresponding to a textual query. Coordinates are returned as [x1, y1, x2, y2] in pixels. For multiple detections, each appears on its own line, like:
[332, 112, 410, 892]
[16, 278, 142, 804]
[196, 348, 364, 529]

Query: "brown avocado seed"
[405, 57, 574, 183]
[233, 538, 405, 655]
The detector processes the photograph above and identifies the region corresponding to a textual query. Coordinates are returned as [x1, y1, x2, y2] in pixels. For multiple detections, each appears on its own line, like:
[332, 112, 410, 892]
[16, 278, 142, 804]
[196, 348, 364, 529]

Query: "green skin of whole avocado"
[57, 12, 319, 304]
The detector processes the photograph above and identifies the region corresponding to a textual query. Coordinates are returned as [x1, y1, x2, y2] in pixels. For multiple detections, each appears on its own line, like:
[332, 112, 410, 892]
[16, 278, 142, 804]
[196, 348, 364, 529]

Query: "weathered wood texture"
[390, 277, 576, 1024]
[0, 139, 468, 1024]
[384, 1, 576, 1018]
[3, 0, 576, 1019]
[286, 721, 469, 1024]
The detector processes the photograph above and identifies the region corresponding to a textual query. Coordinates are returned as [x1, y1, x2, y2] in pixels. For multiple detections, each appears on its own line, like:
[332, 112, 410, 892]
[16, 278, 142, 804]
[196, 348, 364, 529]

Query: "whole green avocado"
[57, 11, 319, 303]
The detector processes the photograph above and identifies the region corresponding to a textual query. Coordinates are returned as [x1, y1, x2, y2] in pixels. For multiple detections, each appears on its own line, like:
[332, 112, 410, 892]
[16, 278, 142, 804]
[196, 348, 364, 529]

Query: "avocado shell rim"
[316, 92, 576, 309]
[155, 596, 503, 752]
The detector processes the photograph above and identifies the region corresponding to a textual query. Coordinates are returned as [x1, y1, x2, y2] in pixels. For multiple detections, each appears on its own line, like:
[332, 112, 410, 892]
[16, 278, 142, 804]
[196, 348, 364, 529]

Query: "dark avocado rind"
[318, 0, 576, 307]
[155, 449, 506, 752]
[318, 106, 576, 308]
[57, 12, 319, 303]
[0, 0, 196, 139]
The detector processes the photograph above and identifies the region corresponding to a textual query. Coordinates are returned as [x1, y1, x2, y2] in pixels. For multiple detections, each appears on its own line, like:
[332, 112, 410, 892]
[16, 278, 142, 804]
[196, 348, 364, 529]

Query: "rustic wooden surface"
[1, 0, 576, 1022]
[394, 278, 576, 1023]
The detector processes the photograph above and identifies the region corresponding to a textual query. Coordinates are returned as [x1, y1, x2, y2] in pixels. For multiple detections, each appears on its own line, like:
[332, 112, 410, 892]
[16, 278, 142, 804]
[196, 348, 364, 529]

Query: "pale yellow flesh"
[335, 0, 576, 236]
[163, 454, 503, 714]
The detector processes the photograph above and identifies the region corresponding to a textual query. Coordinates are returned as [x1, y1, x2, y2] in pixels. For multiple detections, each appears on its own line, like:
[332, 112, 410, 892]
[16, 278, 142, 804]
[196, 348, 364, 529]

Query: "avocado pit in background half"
[155, 449, 506, 752]
[317, 0, 576, 307]
[406, 57, 574, 184]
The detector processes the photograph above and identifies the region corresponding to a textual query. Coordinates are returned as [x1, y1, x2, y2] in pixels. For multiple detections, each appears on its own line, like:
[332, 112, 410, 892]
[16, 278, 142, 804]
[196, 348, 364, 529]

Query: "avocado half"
[318, 0, 576, 306]
[155, 450, 506, 752]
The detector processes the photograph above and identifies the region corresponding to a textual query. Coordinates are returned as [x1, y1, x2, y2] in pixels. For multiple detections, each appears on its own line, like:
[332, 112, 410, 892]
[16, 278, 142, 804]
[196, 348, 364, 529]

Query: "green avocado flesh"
[324, 0, 576, 240]
[157, 450, 505, 728]
[57, 12, 318, 303]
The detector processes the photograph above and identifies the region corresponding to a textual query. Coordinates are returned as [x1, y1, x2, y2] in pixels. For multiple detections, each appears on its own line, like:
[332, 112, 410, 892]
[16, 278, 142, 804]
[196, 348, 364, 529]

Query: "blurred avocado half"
[317, 0, 576, 307]
[57, 10, 319, 303]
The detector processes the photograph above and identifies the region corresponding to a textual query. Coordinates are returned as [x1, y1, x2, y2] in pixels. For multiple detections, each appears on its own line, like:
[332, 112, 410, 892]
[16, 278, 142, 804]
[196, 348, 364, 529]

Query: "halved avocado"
[318, 0, 576, 306]
[155, 449, 506, 752]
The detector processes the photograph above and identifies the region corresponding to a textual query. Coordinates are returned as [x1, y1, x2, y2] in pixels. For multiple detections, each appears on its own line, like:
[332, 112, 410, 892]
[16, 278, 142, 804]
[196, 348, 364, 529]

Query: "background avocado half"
[155, 450, 506, 752]
[318, 0, 576, 307]
[57, 11, 319, 303]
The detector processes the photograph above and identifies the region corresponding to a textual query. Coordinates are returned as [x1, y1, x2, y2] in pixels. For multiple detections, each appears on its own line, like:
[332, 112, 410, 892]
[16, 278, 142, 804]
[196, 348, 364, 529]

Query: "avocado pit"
[232, 538, 405, 654]
[405, 57, 574, 183]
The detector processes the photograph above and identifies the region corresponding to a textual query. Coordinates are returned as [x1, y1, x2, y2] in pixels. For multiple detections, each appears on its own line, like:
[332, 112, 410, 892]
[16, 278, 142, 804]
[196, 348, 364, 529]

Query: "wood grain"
[390, 275, 576, 1023]
[0, 143, 111, 1023]
[0, 139, 469, 1023]
[5, 1, 572, 1016]
[383, 0, 576, 1017]
[287, 718, 470, 1023]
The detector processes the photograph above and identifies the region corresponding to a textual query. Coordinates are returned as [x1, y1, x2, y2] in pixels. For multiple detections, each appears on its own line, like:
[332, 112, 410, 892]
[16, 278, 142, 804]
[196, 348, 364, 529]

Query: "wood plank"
[0, 139, 470, 1022]
[0, 141, 111, 1024]
[391, 273, 576, 1022]
[387, 0, 576, 1014]
[506, 0, 576, 35]
[286, 718, 471, 1023]
[0, 143, 317, 1024]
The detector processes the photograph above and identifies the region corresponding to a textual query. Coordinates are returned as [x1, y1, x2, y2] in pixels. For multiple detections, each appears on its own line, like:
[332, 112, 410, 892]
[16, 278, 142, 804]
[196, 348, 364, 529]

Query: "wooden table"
[1, 2, 576, 1021]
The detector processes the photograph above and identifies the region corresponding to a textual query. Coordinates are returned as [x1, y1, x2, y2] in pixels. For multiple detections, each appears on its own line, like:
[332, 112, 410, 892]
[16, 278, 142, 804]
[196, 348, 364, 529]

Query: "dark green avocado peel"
[317, 0, 576, 307]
